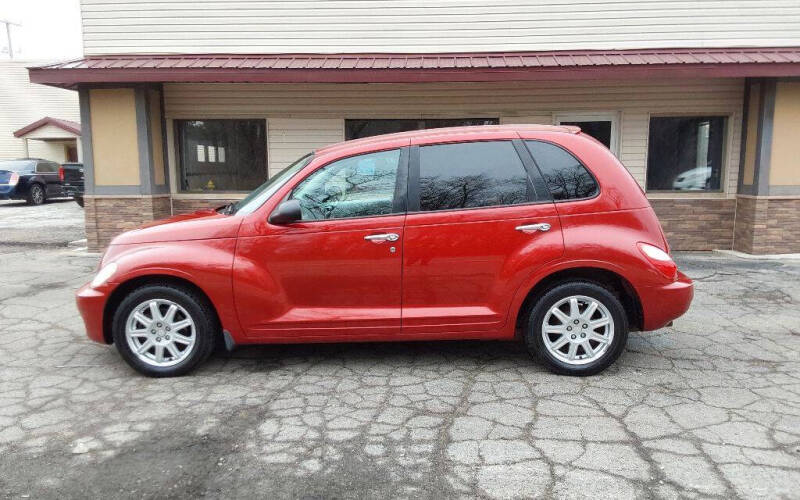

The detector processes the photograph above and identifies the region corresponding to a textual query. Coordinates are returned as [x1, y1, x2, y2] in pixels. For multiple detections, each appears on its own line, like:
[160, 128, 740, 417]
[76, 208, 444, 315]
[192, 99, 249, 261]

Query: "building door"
[401, 140, 564, 336]
[555, 113, 620, 156]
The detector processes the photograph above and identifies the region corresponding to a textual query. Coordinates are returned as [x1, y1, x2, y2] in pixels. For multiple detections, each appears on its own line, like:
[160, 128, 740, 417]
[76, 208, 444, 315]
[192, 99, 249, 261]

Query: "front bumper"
[76, 282, 111, 343]
[0, 185, 20, 200]
[638, 271, 694, 331]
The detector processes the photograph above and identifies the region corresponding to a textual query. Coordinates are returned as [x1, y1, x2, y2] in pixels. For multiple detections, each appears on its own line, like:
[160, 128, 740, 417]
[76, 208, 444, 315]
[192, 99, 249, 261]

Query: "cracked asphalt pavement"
[1, 200, 800, 499]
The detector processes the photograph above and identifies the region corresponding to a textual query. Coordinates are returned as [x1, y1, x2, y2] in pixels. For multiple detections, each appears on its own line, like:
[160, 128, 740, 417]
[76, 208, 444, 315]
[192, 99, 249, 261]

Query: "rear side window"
[36, 161, 58, 173]
[525, 140, 598, 200]
[418, 141, 531, 211]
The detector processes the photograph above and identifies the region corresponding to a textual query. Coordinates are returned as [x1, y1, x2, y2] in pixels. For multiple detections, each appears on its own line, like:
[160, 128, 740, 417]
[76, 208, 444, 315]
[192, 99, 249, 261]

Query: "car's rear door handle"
[515, 223, 551, 233]
[364, 233, 400, 243]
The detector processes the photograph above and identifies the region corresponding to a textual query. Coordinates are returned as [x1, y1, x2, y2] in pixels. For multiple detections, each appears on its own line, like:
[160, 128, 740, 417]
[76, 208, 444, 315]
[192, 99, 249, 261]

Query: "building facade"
[28, 0, 800, 253]
[1, 60, 80, 163]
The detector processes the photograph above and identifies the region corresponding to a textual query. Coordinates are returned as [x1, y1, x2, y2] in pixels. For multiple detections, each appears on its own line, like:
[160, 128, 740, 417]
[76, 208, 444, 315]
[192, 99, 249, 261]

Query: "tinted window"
[176, 119, 267, 192]
[36, 161, 58, 173]
[291, 149, 401, 220]
[418, 141, 530, 211]
[525, 141, 598, 200]
[346, 118, 499, 140]
[646, 116, 725, 192]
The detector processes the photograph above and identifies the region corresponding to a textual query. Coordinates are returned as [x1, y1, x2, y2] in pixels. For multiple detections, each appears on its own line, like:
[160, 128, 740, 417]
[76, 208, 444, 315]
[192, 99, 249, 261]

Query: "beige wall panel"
[769, 82, 800, 186]
[164, 79, 744, 194]
[149, 89, 166, 185]
[80, 0, 800, 55]
[90, 89, 140, 186]
[267, 118, 344, 175]
[742, 83, 761, 185]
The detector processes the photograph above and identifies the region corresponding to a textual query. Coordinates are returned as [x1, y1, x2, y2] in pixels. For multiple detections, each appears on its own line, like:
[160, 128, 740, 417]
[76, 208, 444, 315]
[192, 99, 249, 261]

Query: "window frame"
[554, 111, 620, 157]
[283, 146, 410, 223]
[406, 139, 552, 214]
[522, 139, 601, 204]
[644, 112, 732, 195]
[173, 118, 269, 195]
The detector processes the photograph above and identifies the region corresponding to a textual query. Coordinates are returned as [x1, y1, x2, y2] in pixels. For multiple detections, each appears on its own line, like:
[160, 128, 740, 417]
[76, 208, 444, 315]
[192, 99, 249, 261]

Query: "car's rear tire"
[26, 184, 45, 205]
[111, 284, 217, 377]
[74, 196, 84, 207]
[526, 281, 628, 376]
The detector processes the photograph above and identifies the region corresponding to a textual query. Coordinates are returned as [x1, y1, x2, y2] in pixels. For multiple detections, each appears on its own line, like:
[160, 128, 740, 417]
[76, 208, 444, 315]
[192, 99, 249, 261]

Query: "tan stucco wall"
[742, 83, 760, 186]
[149, 89, 166, 185]
[769, 81, 800, 186]
[90, 89, 140, 186]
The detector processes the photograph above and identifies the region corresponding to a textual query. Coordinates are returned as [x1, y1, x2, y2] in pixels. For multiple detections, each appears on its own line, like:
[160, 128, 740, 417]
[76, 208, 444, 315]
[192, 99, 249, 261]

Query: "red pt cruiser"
[76, 125, 693, 377]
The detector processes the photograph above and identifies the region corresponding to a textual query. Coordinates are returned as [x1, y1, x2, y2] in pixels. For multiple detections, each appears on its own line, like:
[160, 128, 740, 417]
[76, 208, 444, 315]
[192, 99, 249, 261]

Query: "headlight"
[91, 262, 118, 288]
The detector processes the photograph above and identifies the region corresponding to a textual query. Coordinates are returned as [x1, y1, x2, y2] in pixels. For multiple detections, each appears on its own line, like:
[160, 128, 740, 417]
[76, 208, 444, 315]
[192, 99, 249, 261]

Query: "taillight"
[8, 172, 19, 186]
[59, 166, 65, 181]
[637, 242, 677, 281]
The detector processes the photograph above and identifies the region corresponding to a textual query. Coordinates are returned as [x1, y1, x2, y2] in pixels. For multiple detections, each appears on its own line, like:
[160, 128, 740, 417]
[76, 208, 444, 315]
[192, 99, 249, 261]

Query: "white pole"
[22, 138, 29, 158]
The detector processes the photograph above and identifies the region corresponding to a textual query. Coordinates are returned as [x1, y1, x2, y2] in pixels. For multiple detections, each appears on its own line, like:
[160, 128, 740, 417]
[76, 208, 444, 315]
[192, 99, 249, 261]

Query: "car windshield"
[231, 153, 314, 215]
[0, 160, 35, 172]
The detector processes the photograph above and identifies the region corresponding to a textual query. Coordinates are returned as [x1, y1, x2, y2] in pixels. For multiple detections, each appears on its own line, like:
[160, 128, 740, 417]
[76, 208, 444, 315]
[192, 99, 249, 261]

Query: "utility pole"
[0, 19, 21, 59]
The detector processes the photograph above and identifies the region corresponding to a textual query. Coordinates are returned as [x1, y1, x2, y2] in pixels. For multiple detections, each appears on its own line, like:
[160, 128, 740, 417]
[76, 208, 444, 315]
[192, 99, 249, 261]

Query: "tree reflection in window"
[525, 141, 598, 200]
[290, 149, 401, 220]
[419, 141, 530, 211]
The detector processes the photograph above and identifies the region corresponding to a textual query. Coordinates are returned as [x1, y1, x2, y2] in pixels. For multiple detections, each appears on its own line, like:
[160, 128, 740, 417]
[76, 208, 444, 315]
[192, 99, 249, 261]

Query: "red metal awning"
[13, 117, 81, 137]
[29, 47, 800, 88]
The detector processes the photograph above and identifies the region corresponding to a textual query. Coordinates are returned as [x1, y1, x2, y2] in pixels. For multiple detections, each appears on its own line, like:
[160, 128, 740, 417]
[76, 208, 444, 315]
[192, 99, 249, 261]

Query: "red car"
[76, 125, 693, 377]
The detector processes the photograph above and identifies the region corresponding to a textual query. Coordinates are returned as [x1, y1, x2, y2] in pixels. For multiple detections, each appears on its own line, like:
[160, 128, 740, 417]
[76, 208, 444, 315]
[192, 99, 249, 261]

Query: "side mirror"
[268, 199, 302, 225]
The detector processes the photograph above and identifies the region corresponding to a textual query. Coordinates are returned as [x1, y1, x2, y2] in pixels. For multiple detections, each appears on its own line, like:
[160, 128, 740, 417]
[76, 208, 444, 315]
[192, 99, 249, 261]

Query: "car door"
[402, 139, 564, 336]
[234, 147, 408, 341]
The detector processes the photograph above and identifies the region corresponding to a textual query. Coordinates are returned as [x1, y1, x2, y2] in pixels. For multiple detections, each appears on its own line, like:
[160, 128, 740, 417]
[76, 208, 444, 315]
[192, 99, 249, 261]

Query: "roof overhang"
[29, 48, 800, 89]
[13, 116, 81, 138]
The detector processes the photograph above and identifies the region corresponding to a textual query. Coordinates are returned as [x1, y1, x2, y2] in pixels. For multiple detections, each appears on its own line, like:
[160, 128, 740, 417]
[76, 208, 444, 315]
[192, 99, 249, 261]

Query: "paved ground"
[1, 201, 799, 499]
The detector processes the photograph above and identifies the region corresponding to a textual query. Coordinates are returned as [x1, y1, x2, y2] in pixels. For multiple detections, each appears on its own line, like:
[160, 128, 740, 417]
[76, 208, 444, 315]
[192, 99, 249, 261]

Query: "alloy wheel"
[541, 295, 614, 365]
[125, 299, 196, 367]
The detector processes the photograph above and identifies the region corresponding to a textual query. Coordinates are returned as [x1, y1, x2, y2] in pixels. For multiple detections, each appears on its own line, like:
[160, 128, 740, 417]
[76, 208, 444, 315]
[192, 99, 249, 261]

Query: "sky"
[0, 0, 82, 61]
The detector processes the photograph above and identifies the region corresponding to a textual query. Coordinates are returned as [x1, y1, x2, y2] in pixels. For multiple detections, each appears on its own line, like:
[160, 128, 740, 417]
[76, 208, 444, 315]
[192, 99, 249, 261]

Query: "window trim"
[407, 139, 548, 215]
[173, 117, 269, 194]
[644, 112, 732, 195]
[282, 146, 410, 223]
[522, 139, 602, 204]
[554, 111, 620, 157]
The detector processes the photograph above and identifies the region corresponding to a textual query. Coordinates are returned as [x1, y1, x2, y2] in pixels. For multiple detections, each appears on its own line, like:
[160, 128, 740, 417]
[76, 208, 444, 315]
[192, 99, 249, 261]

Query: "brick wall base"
[84, 195, 172, 252]
[734, 196, 800, 254]
[171, 198, 239, 215]
[649, 198, 736, 251]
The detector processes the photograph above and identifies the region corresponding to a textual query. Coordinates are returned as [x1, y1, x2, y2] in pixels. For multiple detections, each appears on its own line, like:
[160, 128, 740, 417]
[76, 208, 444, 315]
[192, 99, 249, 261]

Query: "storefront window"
[345, 118, 498, 140]
[646, 116, 726, 192]
[177, 119, 266, 192]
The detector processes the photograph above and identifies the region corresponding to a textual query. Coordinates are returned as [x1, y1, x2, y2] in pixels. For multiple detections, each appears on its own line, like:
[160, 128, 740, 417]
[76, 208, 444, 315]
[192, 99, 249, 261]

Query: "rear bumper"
[638, 271, 694, 331]
[76, 282, 111, 344]
[63, 185, 84, 197]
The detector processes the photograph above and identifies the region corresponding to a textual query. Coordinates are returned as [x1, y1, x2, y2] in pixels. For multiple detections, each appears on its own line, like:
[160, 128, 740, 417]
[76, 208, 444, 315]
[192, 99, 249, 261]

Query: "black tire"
[525, 281, 628, 376]
[111, 284, 217, 377]
[74, 196, 84, 207]
[26, 183, 45, 205]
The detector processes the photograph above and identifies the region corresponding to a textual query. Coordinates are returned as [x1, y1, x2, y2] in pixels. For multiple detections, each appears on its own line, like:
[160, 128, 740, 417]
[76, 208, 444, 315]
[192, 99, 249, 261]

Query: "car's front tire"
[526, 281, 628, 376]
[26, 184, 45, 205]
[111, 284, 217, 377]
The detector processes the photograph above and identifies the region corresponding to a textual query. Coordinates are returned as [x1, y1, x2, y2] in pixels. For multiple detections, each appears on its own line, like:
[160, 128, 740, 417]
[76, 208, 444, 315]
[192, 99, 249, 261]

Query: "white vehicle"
[672, 166, 712, 190]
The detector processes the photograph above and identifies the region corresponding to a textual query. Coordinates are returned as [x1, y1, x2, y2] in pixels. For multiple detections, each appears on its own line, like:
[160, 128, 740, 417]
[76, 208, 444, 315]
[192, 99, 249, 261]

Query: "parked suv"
[0, 158, 65, 205]
[76, 125, 693, 377]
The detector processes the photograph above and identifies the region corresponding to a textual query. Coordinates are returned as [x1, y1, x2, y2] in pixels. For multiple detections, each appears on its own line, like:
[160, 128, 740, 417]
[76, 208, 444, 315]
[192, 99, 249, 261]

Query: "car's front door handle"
[364, 233, 400, 243]
[515, 223, 551, 233]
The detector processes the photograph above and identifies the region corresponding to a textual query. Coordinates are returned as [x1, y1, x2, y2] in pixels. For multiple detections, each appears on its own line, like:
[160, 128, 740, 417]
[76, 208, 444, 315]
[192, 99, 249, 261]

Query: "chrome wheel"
[125, 299, 196, 367]
[31, 185, 44, 204]
[541, 295, 614, 366]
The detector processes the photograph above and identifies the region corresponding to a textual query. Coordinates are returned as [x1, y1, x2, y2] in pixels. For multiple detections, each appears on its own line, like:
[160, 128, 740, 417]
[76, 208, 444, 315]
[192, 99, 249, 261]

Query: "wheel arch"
[102, 274, 222, 344]
[514, 266, 643, 338]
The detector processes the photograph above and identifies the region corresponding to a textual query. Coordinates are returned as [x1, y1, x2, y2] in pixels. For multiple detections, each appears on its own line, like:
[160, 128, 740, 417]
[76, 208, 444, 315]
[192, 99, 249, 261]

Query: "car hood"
[110, 209, 243, 245]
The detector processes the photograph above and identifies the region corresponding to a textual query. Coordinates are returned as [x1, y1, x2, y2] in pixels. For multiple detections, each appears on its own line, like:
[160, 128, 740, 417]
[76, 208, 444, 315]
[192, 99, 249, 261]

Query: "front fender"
[104, 238, 242, 338]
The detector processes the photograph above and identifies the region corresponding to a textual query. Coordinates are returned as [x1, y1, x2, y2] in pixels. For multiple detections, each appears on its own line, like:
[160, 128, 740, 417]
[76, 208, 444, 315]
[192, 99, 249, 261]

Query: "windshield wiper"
[217, 202, 238, 215]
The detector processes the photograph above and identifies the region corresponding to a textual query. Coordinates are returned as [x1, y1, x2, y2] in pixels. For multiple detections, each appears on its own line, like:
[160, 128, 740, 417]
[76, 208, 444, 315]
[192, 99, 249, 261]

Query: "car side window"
[418, 141, 531, 212]
[525, 140, 598, 201]
[290, 149, 401, 220]
[36, 162, 58, 174]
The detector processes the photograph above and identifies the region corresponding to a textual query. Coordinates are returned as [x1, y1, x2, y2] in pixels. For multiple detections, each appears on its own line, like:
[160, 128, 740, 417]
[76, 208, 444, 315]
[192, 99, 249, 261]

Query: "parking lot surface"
[1, 201, 799, 499]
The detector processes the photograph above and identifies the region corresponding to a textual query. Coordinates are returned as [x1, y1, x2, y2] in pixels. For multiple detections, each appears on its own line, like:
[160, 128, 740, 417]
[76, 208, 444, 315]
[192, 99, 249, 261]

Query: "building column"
[22, 138, 29, 158]
[734, 79, 800, 254]
[79, 85, 171, 252]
